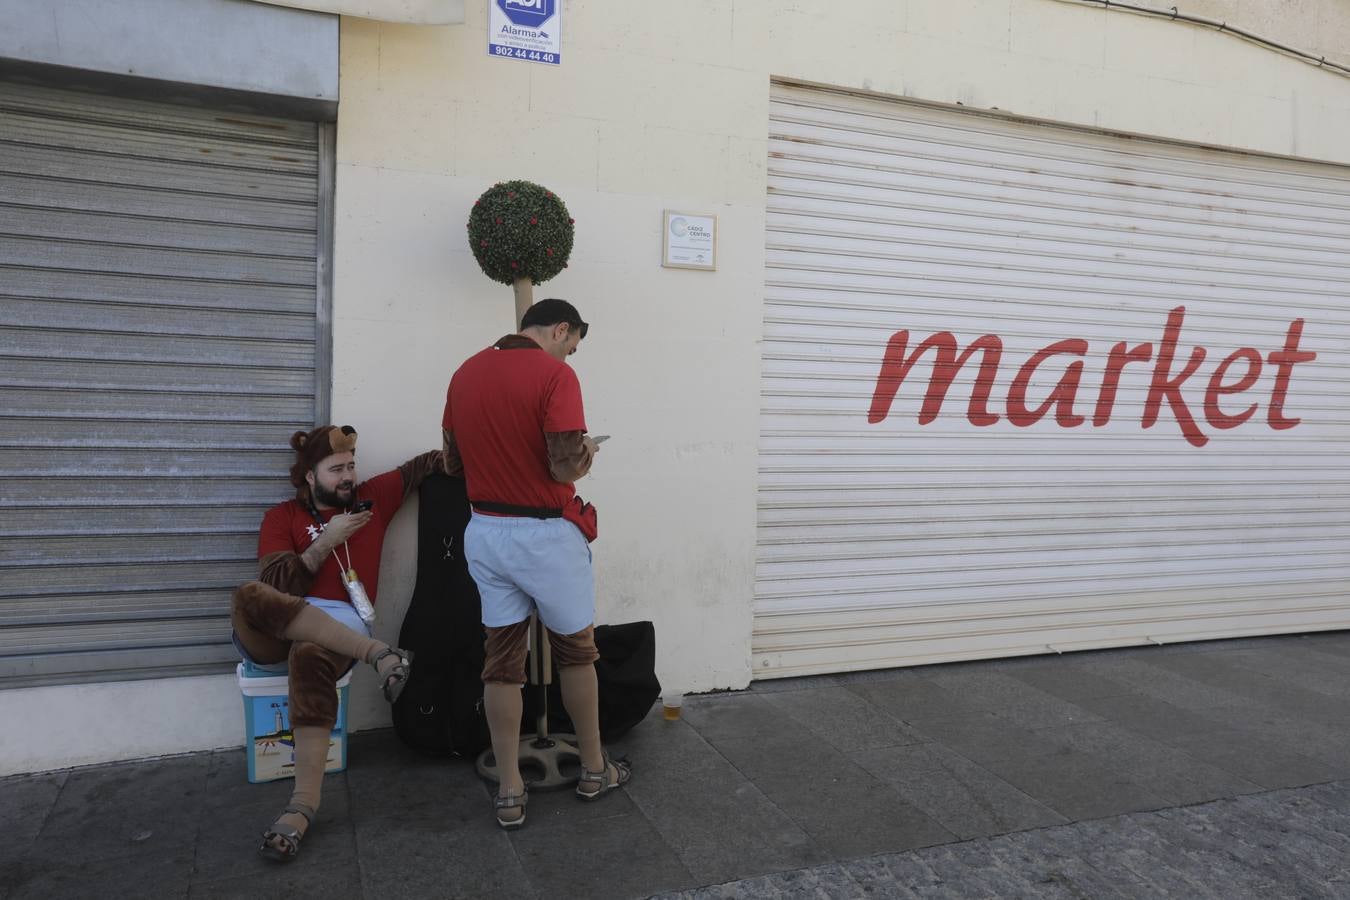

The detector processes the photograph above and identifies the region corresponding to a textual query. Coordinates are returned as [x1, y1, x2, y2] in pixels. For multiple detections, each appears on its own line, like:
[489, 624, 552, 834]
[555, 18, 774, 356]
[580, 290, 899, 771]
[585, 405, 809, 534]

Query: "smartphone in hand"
[590, 435, 610, 444]
[352, 499, 374, 512]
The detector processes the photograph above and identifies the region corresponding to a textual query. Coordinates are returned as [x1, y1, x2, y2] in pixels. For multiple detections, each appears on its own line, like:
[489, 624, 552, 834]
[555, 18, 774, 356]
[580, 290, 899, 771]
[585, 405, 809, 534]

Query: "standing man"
[231, 424, 441, 860]
[442, 299, 631, 830]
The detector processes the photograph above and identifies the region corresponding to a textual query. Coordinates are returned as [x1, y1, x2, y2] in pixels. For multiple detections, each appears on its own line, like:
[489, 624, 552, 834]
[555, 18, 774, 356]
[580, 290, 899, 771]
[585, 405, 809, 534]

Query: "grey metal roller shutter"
[0, 81, 329, 687]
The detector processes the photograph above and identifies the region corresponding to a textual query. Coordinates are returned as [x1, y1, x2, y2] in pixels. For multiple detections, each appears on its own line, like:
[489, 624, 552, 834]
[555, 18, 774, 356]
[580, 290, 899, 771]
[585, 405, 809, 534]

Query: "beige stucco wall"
[333, 0, 1350, 729]
[6, 0, 1348, 776]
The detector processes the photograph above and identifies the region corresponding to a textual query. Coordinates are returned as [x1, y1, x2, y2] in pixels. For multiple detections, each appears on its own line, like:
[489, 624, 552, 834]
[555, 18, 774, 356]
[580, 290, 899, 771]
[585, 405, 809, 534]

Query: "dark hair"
[520, 298, 588, 339]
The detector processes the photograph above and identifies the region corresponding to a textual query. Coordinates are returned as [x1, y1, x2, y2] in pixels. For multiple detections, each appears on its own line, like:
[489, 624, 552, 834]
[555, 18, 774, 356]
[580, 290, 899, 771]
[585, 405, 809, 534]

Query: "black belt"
[472, 501, 563, 519]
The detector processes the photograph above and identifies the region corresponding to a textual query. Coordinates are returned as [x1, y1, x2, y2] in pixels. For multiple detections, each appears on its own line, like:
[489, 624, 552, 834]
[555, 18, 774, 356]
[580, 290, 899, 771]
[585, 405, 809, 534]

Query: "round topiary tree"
[467, 180, 575, 325]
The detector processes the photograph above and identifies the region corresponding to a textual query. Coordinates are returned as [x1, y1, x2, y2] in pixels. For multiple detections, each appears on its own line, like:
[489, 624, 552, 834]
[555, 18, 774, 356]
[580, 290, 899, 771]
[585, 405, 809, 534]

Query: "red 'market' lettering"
[1203, 348, 1262, 429]
[1093, 340, 1153, 426]
[867, 331, 1002, 425]
[867, 305, 1316, 446]
[1267, 318, 1317, 430]
[1007, 339, 1089, 427]
[1141, 306, 1207, 447]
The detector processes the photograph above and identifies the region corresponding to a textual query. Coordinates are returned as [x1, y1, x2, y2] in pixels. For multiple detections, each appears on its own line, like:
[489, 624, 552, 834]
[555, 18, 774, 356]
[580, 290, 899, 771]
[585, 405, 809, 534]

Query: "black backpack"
[391, 473, 491, 758]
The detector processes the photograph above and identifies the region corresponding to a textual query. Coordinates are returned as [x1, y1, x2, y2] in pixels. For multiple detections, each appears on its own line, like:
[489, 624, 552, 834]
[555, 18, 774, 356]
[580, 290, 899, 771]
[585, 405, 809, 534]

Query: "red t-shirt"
[443, 340, 586, 509]
[257, 468, 406, 605]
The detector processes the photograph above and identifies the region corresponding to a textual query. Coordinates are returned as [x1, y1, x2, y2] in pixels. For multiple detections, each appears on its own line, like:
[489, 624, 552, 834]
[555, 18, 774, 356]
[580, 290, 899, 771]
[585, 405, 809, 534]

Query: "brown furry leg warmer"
[231, 581, 308, 665]
[286, 641, 346, 729]
[547, 625, 599, 668]
[481, 620, 531, 685]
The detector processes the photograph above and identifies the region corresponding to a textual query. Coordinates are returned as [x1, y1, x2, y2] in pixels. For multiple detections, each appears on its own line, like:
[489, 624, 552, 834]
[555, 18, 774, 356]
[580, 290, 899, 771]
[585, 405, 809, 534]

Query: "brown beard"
[311, 480, 354, 509]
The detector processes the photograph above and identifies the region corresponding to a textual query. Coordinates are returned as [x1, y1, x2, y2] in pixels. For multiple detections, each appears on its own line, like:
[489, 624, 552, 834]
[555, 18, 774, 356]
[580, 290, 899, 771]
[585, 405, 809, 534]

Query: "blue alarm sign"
[489, 0, 561, 66]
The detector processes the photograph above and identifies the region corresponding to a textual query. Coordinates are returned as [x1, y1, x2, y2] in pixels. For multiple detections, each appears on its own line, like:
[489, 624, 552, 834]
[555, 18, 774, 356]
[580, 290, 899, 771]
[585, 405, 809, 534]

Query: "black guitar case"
[391, 473, 491, 758]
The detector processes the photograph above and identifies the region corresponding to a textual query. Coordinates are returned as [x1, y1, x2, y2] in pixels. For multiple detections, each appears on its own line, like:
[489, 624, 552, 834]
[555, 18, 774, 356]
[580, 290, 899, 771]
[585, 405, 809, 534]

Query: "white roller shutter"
[755, 82, 1350, 680]
[0, 81, 328, 686]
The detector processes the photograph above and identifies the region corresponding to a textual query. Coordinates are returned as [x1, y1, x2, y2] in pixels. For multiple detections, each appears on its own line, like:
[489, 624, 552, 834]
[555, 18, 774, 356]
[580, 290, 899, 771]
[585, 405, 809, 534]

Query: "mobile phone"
[352, 499, 373, 513]
[591, 434, 610, 444]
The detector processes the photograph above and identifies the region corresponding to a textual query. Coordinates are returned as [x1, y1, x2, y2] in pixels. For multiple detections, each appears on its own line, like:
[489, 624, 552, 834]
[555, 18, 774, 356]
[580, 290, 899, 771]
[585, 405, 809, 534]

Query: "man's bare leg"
[484, 682, 526, 822]
[259, 640, 344, 859]
[558, 663, 603, 772]
[262, 725, 329, 855]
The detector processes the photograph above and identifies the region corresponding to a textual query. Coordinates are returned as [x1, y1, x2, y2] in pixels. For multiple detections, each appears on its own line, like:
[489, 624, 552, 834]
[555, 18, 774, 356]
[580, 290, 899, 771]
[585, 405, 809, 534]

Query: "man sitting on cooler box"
[230, 424, 441, 861]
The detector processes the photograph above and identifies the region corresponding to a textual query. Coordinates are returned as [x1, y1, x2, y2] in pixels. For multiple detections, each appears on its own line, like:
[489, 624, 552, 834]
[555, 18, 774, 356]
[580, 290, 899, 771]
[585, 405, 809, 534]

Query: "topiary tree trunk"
[512, 278, 533, 325]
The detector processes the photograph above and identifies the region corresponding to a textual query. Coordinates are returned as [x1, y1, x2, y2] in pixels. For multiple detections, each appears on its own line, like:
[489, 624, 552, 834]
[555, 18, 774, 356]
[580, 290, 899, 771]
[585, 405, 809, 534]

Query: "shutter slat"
[0, 173, 317, 230]
[0, 204, 315, 257]
[0, 326, 314, 368]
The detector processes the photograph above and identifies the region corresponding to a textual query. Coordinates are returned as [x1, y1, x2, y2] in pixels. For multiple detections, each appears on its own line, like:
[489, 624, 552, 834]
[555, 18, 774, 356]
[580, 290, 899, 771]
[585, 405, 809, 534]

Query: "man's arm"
[441, 428, 465, 477]
[542, 364, 592, 483]
[398, 449, 446, 500]
[258, 505, 369, 595]
[257, 506, 315, 595]
[258, 549, 317, 596]
[545, 430, 597, 483]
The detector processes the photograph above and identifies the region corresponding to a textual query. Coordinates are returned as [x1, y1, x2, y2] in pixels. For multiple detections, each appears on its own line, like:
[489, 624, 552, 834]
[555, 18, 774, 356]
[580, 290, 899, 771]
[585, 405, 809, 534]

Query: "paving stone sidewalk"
[4, 631, 1350, 898]
[653, 782, 1350, 899]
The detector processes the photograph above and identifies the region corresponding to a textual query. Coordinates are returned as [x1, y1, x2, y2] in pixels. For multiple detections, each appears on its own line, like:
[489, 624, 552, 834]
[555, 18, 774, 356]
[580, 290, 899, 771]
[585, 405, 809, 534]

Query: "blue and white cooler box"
[237, 661, 352, 783]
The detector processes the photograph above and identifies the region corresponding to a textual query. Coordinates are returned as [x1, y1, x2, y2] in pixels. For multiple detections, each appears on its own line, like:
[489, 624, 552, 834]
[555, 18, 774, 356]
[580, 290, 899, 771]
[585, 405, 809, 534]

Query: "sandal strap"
[283, 803, 316, 825]
[264, 823, 303, 843]
[370, 647, 410, 668]
[494, 791, 527, 811]
[579, 752, 631, 788]
[578, 750, 611, 785]
[373, 648, 414, 704]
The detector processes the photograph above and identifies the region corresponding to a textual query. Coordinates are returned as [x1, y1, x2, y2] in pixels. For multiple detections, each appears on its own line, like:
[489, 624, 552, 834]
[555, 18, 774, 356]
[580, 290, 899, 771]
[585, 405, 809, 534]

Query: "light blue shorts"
[464, 513, 594, 635]
[233, 596, 368, 675]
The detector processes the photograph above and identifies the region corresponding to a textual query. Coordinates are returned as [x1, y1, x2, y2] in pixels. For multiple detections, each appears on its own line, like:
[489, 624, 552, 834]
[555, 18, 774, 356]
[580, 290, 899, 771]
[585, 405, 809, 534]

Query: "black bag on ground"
[391, 473, 491, 758]
[522, 620, 661, 742]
